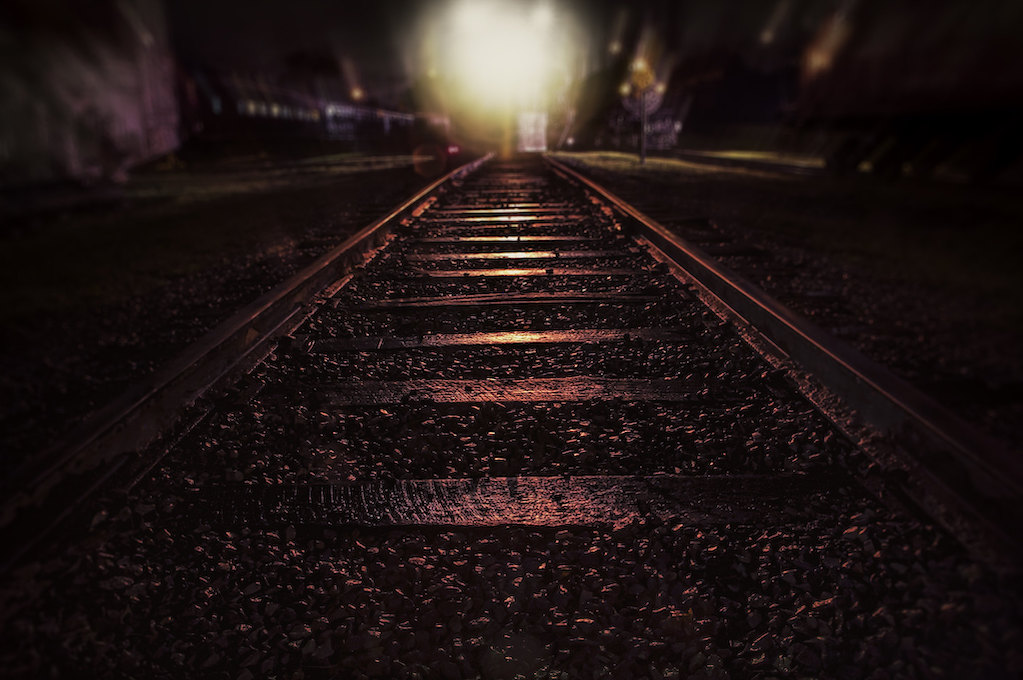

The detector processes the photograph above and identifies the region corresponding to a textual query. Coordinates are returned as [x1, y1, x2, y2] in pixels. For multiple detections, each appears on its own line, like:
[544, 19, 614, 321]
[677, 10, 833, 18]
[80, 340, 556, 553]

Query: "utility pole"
[621, 58, 659, 165]
[639, 91, 647, 164]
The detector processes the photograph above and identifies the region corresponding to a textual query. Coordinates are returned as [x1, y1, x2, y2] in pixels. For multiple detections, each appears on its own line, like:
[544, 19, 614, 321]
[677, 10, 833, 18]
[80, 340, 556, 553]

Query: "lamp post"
[620, 58, 663, 164]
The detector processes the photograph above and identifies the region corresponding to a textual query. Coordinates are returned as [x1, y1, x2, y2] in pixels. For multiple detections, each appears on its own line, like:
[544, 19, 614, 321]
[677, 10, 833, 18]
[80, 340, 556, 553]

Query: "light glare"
[440, 0, 568, 110]
[532, 4, 554, 29]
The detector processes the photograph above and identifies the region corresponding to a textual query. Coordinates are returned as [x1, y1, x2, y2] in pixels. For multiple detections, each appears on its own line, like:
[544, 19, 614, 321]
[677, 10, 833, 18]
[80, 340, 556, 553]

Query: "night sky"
[165, 1, 615, 92]
[157, 0, 844, 113]
[166, 1, 414, 74]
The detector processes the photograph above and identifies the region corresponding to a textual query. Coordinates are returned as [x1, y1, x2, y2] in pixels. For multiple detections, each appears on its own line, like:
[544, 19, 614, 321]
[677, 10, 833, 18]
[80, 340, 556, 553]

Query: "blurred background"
[2, 0, 1023, 186]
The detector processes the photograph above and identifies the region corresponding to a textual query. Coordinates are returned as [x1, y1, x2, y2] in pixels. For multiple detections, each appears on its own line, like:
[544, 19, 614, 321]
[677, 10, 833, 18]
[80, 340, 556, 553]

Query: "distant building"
[517, 112, 548, 152]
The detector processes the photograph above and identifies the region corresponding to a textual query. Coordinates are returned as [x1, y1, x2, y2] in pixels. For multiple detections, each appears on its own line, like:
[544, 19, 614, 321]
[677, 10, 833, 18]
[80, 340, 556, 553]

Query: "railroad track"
[1, 157, 1020, 677]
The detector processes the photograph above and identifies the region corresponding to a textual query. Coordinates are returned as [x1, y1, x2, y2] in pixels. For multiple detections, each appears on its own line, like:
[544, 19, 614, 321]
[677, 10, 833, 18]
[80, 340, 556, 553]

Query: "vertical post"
[502, 113, 513, 159]
[626, 57, 655, 165]
[639, 90, 647, 165]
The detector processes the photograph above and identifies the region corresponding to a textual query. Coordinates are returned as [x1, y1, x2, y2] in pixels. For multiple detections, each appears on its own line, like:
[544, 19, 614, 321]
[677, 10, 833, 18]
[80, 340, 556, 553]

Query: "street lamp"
[620, 58, 662, 164]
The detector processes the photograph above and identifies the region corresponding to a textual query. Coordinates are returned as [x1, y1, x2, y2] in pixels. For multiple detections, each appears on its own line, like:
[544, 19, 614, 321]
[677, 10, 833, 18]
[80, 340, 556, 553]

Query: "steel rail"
[545, 154, 1023, 553]
[0, 154, 492, 573]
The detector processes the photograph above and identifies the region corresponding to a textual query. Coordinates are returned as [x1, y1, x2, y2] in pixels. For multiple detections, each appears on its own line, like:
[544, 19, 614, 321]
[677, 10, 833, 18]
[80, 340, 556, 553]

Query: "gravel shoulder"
[549, 151, 1023, 451]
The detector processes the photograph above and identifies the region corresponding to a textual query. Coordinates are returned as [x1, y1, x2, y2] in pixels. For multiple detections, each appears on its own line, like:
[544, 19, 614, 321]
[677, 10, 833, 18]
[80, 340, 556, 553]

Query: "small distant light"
[609, 41, 622, 55]
[270, 103, 281, 117]
[619, 83, 631, 96]
[351, 87, 365, 101]
[447, 144, 461, 155]
[655, 82, 666, 94]
[566, 136, 575, 146]
[631, 57, 648, 72]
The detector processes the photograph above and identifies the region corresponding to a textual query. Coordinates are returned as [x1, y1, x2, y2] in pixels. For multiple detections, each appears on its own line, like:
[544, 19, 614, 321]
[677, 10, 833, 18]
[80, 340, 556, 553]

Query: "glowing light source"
[629, 57, 654, 91]
[760, 0, 793, 45]
[438, 0, 570, 110]
[351, 87, 365, 102]
[804, 8, 853, 79]
[531, 3, 554, 29]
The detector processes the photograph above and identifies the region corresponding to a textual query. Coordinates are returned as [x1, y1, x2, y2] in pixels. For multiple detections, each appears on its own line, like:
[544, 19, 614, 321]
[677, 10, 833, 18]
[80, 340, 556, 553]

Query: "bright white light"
[517, 111, 547, 152]
[453, 2, 491, 30]
[441, 0, 567, 109]
[532, 3, 554, 29]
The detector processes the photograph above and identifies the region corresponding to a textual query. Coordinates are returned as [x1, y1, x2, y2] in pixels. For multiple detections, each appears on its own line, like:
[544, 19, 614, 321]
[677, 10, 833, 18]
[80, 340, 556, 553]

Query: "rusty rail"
[0, 154, 491, 573]
[545, 154, 1023, 556]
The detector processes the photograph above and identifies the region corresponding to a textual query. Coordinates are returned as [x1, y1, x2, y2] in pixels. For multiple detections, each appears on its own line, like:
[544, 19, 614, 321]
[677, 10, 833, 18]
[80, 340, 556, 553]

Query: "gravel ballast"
[2, 156, 1020, 679]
